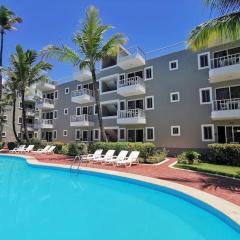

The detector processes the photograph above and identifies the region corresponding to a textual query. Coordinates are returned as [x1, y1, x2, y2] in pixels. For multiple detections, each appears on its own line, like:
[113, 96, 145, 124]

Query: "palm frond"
[41, 44, 80, 65]
[205, 0, 240, 14]
[187, 11, 240, 51]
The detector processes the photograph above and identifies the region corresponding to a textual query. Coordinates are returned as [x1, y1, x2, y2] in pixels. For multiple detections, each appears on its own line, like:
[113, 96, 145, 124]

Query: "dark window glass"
[120, 129, 125, 140]
[200, 55, 209, 68]
[147, 97, 153, 109]
[147, 128, 153, 139]
[202, 90, 210, 103]
[146, 68, 152, 79]
[216, 88, 230, 100]
[120, 101, 125, 110]
[204, 127, 213, 140]
[173, 127, 179, 135]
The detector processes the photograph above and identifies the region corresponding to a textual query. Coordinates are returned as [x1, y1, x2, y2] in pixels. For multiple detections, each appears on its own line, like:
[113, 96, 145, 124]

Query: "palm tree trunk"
[21, 92, 30, 143]
[0, 30, 4, 142]
[90, 67, 107, 142]
[12, 96, 21, 143]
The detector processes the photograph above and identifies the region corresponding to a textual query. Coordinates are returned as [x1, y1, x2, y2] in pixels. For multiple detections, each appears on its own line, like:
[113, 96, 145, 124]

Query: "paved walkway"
[11, 153, 240, 206]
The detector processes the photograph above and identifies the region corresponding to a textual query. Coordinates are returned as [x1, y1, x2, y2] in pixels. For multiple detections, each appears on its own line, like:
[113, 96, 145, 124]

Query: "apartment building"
[2, 40, 240, 152]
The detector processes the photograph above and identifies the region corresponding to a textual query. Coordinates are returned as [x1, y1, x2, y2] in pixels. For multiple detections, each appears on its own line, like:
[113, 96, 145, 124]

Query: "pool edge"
[2, 153, 240, 227]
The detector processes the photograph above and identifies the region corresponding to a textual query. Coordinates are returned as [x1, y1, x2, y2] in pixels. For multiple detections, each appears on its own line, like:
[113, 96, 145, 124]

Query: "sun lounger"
[10, 145, 26, 152]
[45, 146, 56, 154]
[75, 149, 103, 162]
[92, 150, 115, 163]
[104, 150, 128, 165]
[116, 151, 140, 167]
[32, 145, 51, 154]
[19, 145, 35, 153]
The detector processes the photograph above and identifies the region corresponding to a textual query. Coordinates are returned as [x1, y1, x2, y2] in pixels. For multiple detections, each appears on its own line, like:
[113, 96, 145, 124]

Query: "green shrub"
[208, 144, 240, 166]
[177, 150, 200, 164]
[7, 142, 16, 150]
[62, 143, 88, 156]
[143, 148, 169, 164]
[49, 141, 65, 154]
[88, 142, 155, 160]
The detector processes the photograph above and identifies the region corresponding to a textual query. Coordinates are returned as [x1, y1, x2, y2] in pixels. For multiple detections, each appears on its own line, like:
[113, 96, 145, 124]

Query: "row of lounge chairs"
[10, 145, 56, 154]
[75, 149, 140, 167]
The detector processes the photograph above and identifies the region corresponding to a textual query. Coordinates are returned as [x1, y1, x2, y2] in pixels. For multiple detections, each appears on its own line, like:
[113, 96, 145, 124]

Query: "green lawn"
[175, 162, 240, 179]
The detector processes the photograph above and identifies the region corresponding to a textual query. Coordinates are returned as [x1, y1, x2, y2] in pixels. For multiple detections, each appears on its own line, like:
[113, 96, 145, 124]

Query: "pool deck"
[1, 152, 240, 226]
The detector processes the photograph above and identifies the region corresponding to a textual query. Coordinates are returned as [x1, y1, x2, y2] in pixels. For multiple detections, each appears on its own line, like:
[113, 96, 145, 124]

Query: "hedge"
[62, 143, 88, 156]
[208, 144, 240, 166]
[88, 142, 155, 160]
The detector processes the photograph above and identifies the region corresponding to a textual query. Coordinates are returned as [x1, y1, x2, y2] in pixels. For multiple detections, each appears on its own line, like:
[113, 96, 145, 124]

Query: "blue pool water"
[0, 155, 239, 240]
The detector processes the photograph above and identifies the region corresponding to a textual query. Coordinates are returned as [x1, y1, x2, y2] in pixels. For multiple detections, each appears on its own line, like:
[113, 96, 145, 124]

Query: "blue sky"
[2, 0, 212, 82]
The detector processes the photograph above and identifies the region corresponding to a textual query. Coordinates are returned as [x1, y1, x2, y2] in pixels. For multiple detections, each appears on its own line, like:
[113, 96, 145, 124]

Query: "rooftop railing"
[210, 53, 240, 69]
[118, 108, 145, 119]
[118, 46, 145, 60]
[71, 88, 94, 98]
[212, 98, 240, 111]
[118, 76, 145, 88]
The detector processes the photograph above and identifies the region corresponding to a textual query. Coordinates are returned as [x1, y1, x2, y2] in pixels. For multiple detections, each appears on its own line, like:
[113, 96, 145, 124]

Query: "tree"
[41, 5, 126, 141]
[187, 0, 240, 51]
[9, 45, 52, 143]
[0, 5, 22, 141]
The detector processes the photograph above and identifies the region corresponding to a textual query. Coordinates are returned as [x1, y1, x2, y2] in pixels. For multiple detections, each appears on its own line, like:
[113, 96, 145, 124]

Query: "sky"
[2, 0, 213, 83]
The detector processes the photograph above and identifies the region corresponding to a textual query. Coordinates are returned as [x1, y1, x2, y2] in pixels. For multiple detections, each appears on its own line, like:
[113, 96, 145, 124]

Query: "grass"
[175, 162, 240, 179]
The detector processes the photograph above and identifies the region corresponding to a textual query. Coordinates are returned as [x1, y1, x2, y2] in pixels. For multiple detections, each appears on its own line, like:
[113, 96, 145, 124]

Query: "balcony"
[26, 124, 34, 131]
[117, 76, 145, 97]
[71, 89, 95, 104]
[70, 115, 94, 127]
[73, 69, 92, 82]
[26, 108, 35, 117]
[211, 98, 240, 120]
[117, 46, 146, 70]
[35, 98, 54, 110]
[117, 109, 146, 125]
[38, 119, 54, 129]
[36, 79, 56, 91]
[209, 53, 240, 83]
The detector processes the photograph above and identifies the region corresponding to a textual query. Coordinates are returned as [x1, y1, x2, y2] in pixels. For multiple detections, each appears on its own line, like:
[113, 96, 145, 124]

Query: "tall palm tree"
[10, 45, 52, 143]
[41, 6, 126, 142]
[0, 5, 22, 141]
[188, 0, 240, 51]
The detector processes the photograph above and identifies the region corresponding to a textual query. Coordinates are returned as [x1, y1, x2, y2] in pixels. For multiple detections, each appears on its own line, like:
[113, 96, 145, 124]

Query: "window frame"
[75, 129, 81, 140]
[144, 66, 153, 81]
[201, 124, 215, 142]
[93, 129, 100, 141]
[169, 60, 179, 71]
[118, 128, 126, 141]
[63, 130, 68, 137]
[64, 108, 68, 115]
[146, 127, 155, 141]
[65, 88, 70, 95]
[171, 126, 181, 136]
[198, 52, 210, 70]
[199, 87, 212, 105]
[18, 116, 23, 125]
[54, 90, 58, 100]
[53, 110, 58, 119]
[1, 132, 6, 138]
[170, 92, 180, 103]
[145, 96, 154, 110]
[53, 130, 57, 140]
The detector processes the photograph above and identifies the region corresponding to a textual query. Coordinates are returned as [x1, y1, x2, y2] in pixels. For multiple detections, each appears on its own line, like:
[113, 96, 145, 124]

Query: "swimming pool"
[0, 155, 239, 240]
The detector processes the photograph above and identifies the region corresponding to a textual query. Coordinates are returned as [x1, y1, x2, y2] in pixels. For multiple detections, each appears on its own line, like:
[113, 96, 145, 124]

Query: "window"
[18, 132, 22, 138]
[82, 130, 88, 141]
[2, 132, 6, 138]
[93, 129, 100, 141]
[198, 52, 210, 69]
[127, 129, 144, 142]
[64, 108, 68, 115]
[119, 128, 126, 141]
[199, 87, 212, 104]
[171, 126, 181, 136]
[53, 110, 58, 119]
[169, 60, 178, 71]
[145, 96, 154, 110]
[3, 115, 7, 122]
[53, 130, 57, 139]
[119, 100, 126, 111]
[63, 130, 68, 137]
[170, 92, 180, 103]
[65, 88, 69, 94]
[54, 91, 58, 99]
[34, 132, 38, 138]
[146, 127, 155, 141]
[201, 124, 215, 141]
[75, 129, 81, 140]
[77, 84, 82, 91]
[18, 117, 23, 124]
[144, 66, 153, 80]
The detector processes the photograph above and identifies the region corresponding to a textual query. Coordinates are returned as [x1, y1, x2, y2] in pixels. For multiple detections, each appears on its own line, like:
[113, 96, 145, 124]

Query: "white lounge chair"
[45, 146, 56, 154]
[92, 150, 115, 163]
[105, 150, 128, 165]
[10, 145, 26, 152]
[19, 145, 35, 153]
[116, 151, 140, 167]
[76, 149, 103, 162]
[33, 145, 51, 154]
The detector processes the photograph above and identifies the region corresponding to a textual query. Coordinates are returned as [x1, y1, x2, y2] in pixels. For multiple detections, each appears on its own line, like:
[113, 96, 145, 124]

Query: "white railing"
[71, 88, 94, 97]
[118, 109, 145, 119]
[118, 46, 145, 60]
[118, 76, 145, 88]
[26, 108, 35, 115]
[70, 114, 94, 123]
[212, 98, 240, 111]
[41, 79, 57, 85]
[41, 119, 53, 125]
[36, 98, 54, 105]
[210, 53, 240, 69]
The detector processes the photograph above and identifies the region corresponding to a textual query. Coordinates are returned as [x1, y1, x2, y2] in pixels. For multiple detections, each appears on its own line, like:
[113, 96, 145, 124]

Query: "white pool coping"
[2, 153, 240, 226]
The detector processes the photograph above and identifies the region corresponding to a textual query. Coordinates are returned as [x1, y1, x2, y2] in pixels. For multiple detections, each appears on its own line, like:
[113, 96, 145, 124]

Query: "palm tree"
[10, 45, 52, 143]
[187, 0, 240, 51]
[41, 6, 126, 142]
[0, 5, 22, 141]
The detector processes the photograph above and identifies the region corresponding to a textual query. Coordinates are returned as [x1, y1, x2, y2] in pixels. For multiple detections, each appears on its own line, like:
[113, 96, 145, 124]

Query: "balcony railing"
[70, 114, 94, 123]
[41, 79, 57, 85]
[118, 76, 145, 88]
[118, 46, 145, 60]
[71, 88, 94, 98]
[42, 119, 53, 125]
[210, 53, 240, 69]
[118, 108, 145, 119]
[212, 98, 240, 111]
[36, 98, 54, 105]
[26, 108, 35, 115]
